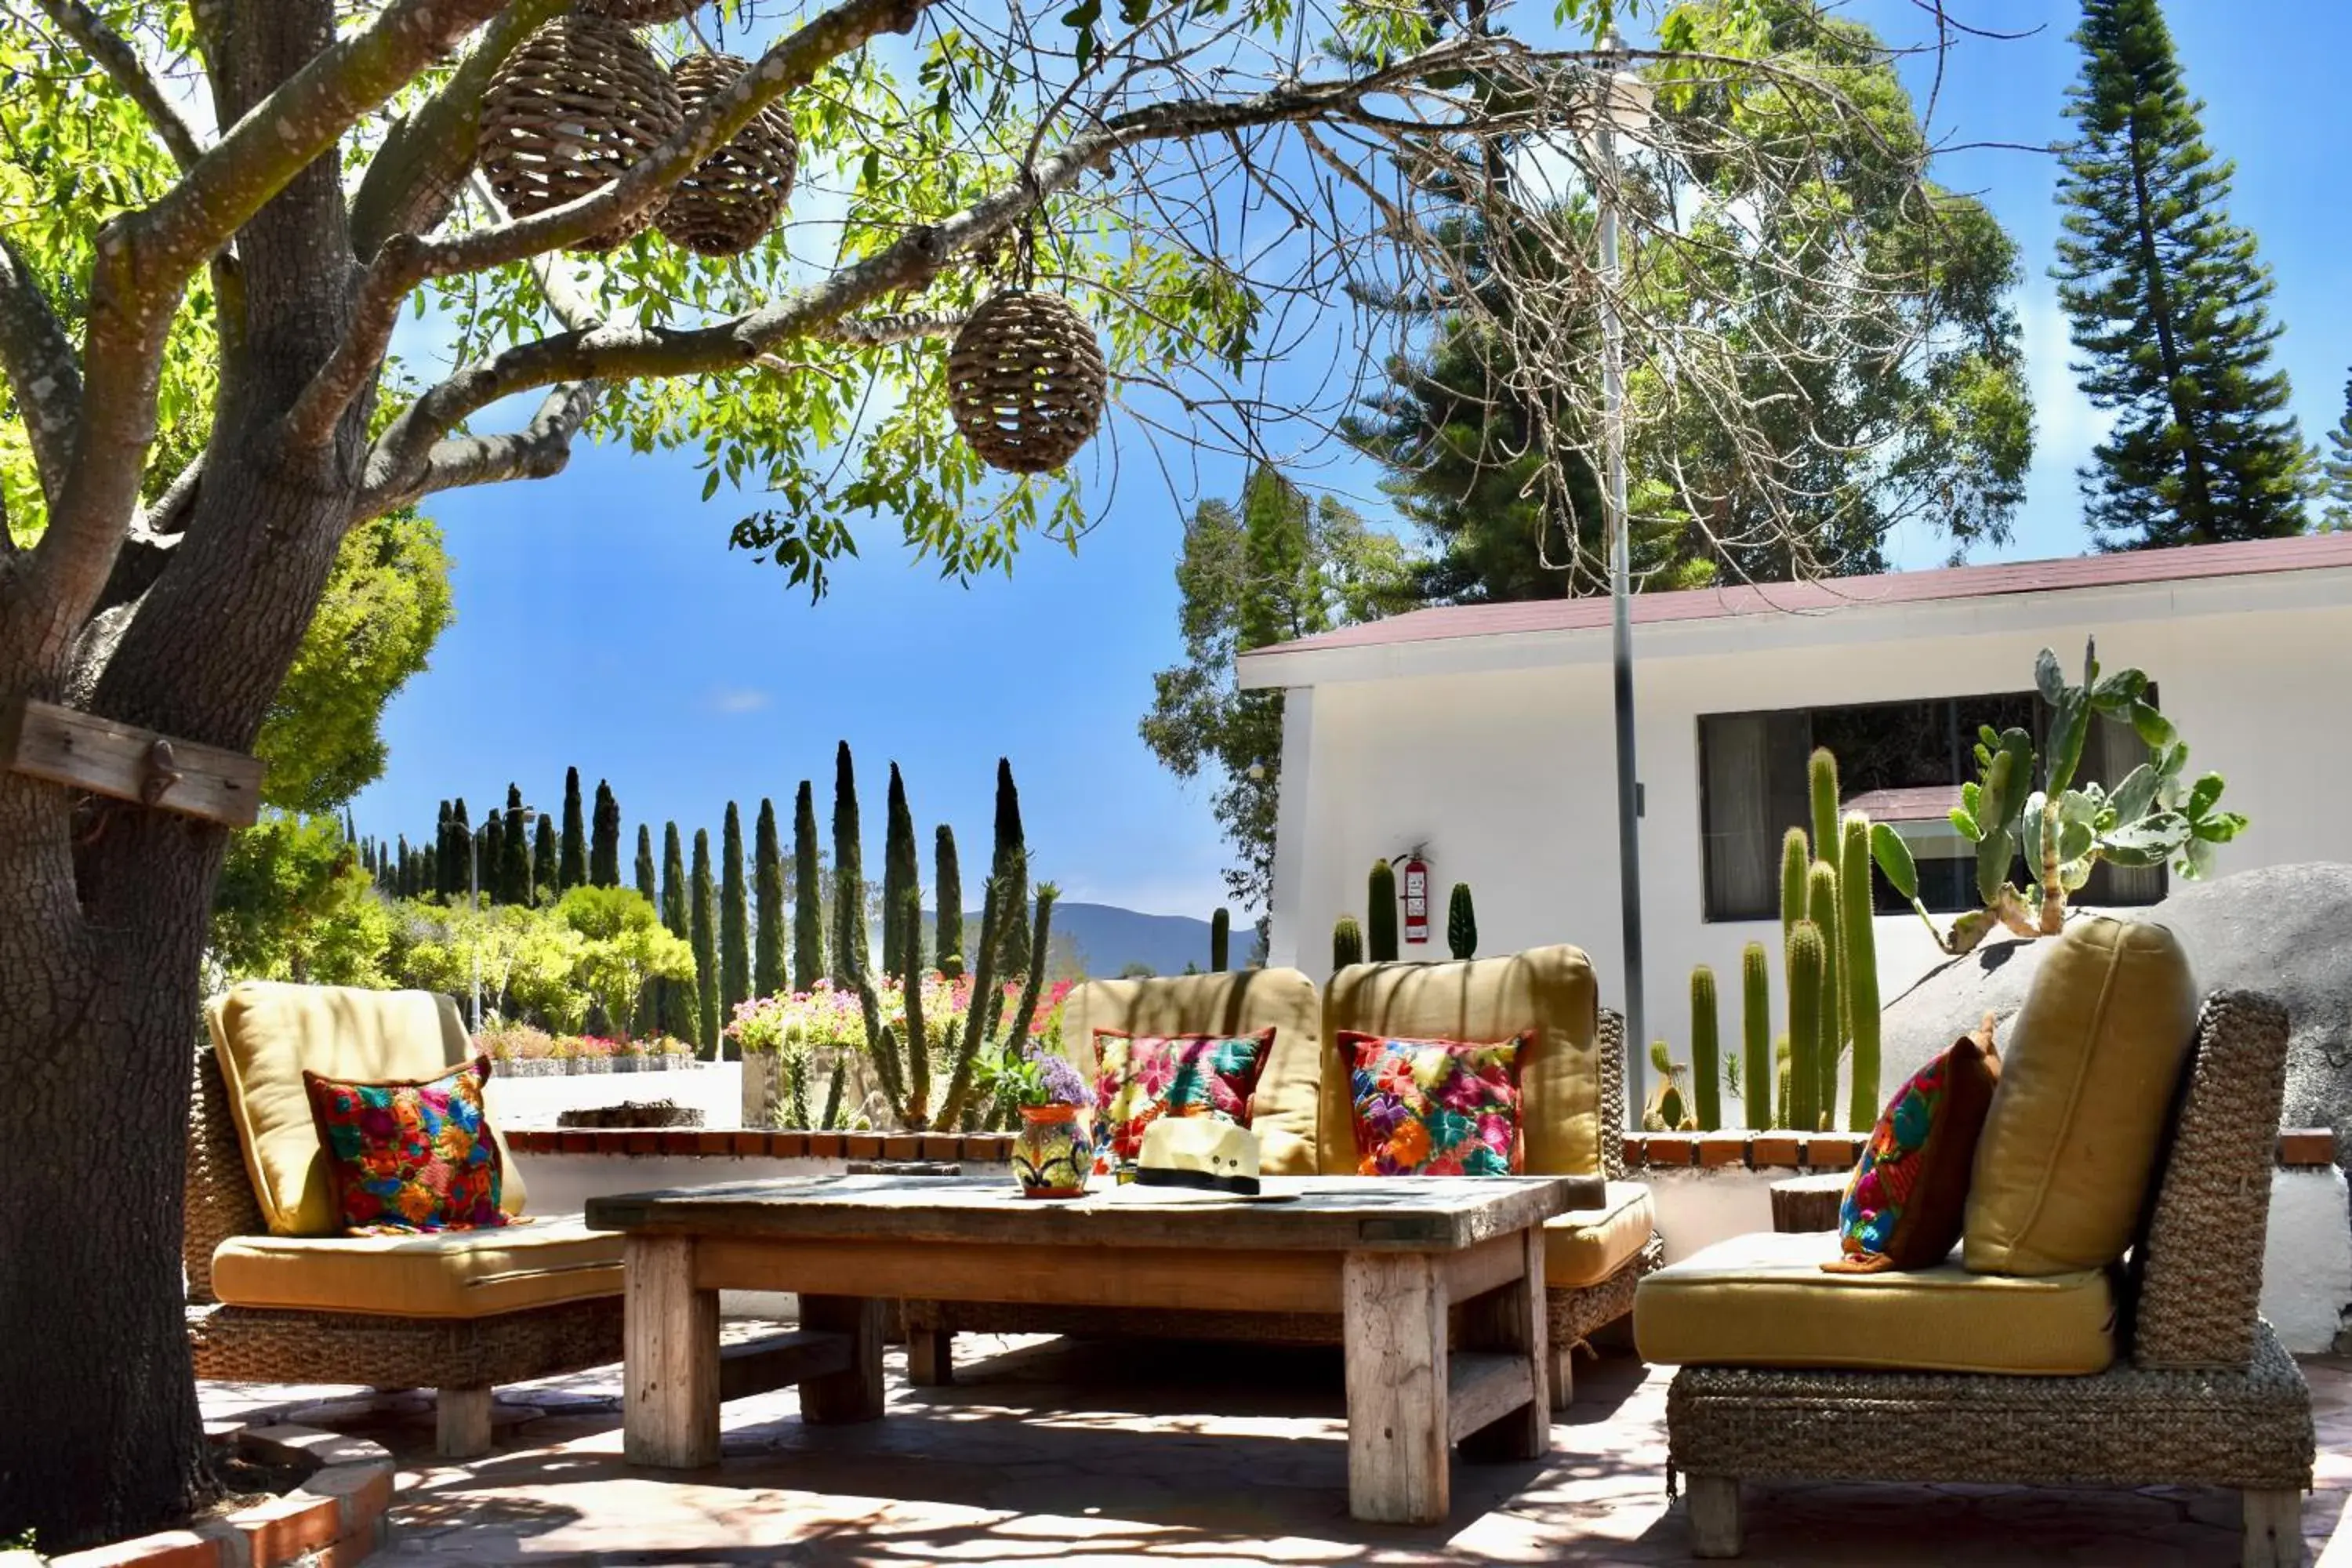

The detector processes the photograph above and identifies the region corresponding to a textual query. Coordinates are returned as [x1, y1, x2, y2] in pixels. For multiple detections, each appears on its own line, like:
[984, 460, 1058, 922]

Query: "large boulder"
[1876, 863, 2352, 1176]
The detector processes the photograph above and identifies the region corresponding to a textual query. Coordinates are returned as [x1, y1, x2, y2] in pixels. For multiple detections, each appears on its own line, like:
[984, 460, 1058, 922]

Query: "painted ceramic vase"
[1014, 1104, 1092, 1199]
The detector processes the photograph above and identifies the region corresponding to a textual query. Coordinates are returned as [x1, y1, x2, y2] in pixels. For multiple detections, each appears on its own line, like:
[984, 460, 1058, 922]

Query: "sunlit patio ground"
[201, 1333, 2352, 1566]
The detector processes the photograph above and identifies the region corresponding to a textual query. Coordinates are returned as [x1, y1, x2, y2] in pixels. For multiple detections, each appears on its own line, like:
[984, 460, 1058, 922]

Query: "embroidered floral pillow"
[1824, 1017, 2001, 1273]
[1091, 1028, 1272, 1179]
[303, 1056, 511, 1235]
[1343, 1031, 1528, 1178]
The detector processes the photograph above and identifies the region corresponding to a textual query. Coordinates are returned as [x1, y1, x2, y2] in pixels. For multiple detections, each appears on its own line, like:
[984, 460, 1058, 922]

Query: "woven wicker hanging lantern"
[478, 15, 684, 252]
[575, 0, 699, 24]
[655, 53, 798, 258]
[947, 290, 1108, 474]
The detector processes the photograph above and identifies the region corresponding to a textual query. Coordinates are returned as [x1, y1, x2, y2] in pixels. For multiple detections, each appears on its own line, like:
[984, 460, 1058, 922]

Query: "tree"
[559, 768, 587, 891]
[934, 825, 964, 978]
[719, 800, 750, 1032]
[990, 758, 1030, 975]
[881, 764, 918, 978]
[479, 811, 505, 904]
[499, 784, 532, 906]
[691, 829, 720, 1058]
[532, 812, 557, 903]
[753, 798, 785, 999]
[0, 0, 1944, 1541]
[433, 800, 454, 898]
[831, 744, 867, 985]
[2323, 373, 2352, 534]
[590, 780, 622, 887]
[209, 813, 393, 986]
[1142, 467, 1417, 912]
[449, 798, 474, 900]
[659, 822, 697, 1048]
[793, 781, 825, 993]
[632, 822, 659, 1030]
[2055, 0, 2314, 548]
[554, 886, 696, 1047]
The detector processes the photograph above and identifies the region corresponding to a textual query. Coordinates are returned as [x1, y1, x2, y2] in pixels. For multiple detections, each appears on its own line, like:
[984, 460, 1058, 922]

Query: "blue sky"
[350, 0, 2352, 919]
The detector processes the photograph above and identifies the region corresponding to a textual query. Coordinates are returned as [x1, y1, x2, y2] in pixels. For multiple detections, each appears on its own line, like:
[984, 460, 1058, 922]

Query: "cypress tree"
[395, 834, 413, 898]
[558, 767, 587, 889]
[661, 823, 697, 1047]
[2055, 0, 2314, 548]
[691, 829, 720, 1058]
[434, 800, 453, 896]
[990, 757, 1030, 975]
[793, 781, 824, 992]
[720, 802, 750, 1025]
[633, 826, 659, 1034]
[753, 799, 786, 998]
[881, 764, 917, 978]
[499, 785, 531, 906]
[449, 798, 472, 902]
[532, 814, 557, 902]
[2323, 372, 2352, 533]
[934, 825, 964, 978]
[590, 779, 622, 886]
[479, 811, 503, 904]
[831, 743, 867, 984]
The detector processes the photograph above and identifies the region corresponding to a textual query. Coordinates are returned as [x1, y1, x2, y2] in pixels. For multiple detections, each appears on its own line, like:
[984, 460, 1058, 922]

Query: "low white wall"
[1639, 1163, 2352, 1356]
[485, 1063, 743, 1128]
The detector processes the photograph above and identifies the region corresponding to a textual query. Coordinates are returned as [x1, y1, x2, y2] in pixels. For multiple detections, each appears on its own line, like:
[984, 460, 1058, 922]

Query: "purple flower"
[1023, 1041, 1096, 1109]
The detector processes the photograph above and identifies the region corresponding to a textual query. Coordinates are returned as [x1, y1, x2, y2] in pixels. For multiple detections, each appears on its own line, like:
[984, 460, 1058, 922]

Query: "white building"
[1237, 533, 2352, 1031]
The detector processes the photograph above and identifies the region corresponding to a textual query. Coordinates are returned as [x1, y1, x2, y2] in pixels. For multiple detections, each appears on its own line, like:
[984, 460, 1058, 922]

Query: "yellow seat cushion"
[1056, 969, 1323, 1175]
[1964, 917, 2198, 1276]
[1634, 1230, 2115, 1374]
[210, 1215, 621, 1319]
[206, 982, 528, 1236]
[1320, 946, 1600, 1178]
[1545, 1181, 1654, 1289]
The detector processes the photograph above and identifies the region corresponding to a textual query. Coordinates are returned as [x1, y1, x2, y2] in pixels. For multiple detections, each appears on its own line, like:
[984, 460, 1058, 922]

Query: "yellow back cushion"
[1057, 968, 1322, 1175]
[1320, 946, 1601, 1178]
[1962, 917, 2198, 1276]
[206, 982, 528, 1235]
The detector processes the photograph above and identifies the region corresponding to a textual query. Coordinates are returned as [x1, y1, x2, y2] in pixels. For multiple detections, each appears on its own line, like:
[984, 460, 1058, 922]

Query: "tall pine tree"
[448, 798, 472, 901]
[881, 764, 919, 978]
[934, 825, 964, 978]
[2322, 372, 2352, 533]
[990, 758, 1030, 975]
[433, 800, 453, 897]
[831, 743, 867, 985]
[478, 811, 503, 904]
[590, 780, 622, 886]
[792, 781, 824, 992]
[720, 803, 750, 1026]
[2055, 0, 2312, 548]
[499, 785, 532, 906]
[532, 815, 557, 902]
[753, 799, 786, 998]
[691, 829, 720, 1060]
[632, 826, 659, 1033]
[558, 767, 587, 889]
[660, 823, 697, 1047]
[395, 833, 413, 898]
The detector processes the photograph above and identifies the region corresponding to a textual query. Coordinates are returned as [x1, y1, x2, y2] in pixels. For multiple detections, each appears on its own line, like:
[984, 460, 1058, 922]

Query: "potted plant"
[1000, 1040, 1096, 1199]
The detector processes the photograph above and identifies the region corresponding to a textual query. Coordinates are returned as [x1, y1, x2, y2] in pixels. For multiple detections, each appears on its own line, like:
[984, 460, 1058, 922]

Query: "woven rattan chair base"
[1554, 1235, 1664, 1347]
[1667, 1321, 2314, 1494]
[189, 1296, 623, 1392]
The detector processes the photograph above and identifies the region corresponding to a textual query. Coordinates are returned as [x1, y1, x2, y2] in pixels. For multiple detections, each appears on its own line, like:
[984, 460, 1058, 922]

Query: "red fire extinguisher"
[1402, 855, 1431, 946]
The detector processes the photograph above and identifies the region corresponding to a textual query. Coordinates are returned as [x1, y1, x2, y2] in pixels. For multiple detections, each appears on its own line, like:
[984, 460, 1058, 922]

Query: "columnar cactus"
[1840, 811, 1883, 1127]
[1367, 859, 1399, 961]
[1740, 941, 1772, 1128]
[1787, 920, 1824, 1134]
[1806, 861, 1841, 1124]
[1333, 916, 1364, 971]
[1809, 747, 1841, 887]
[1447, 882, 1477, 960]
[1210, 906, 1230, 972]
[1690, 965, 1721, 1131]
[1779, 826, 1809, 949]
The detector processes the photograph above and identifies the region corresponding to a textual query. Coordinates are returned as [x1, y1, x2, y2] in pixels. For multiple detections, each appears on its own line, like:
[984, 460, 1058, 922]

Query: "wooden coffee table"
[586, 1172, 1588, 1524]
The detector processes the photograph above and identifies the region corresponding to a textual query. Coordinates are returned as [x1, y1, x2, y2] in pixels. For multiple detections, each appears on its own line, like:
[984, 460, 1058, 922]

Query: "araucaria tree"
[2055, 0, 2313, 548]
[2322, 373, 2352, 533]
[0, 0, 1968, 1542]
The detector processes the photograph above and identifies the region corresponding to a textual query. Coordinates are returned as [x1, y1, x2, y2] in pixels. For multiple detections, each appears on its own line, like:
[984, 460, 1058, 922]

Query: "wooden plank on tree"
[0, 697, 263, 827]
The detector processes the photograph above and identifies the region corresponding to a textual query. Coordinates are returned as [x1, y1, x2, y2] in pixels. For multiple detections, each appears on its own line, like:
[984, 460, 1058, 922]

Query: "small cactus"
[1807, 860, 1842, 1123]
[1779, 826, 1810, 946]
[1645, 1037, 1691, 1131]
[1446, 882, 1477, 960]
[1841, 812, 1883, 1127]
[1740, 942, 1773, 1128]
[1787, 920, 1824, 1134]
[1333, 916, 1364, 971]
[1774, 1034, 1791, 1131]
[1367, 859, 1399, 961]
[1809, 747, 1842, 887]
[1690, 965, 1721, 1131]
[1210, 906, 1230, 972]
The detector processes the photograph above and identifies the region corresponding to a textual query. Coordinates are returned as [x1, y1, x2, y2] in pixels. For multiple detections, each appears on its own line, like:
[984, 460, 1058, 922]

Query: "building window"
[1697, 691, 2165, 922]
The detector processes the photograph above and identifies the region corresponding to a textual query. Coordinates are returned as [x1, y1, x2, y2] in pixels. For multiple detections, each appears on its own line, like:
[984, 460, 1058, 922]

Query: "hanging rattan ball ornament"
[947, 291, 1108, 474]
[575, 0, 699, 24]
[478, 15, 684, 252]
[655, 53, 798, 257]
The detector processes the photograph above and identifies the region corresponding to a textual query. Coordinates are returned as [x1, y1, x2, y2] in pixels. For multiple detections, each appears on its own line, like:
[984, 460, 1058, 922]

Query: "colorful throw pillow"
[1091, 1028, 1272, 1179]
[303, 1056, 511, 1235]
[1823, 1016, 2001, 1274]
[1343, 1031, 1528, 1177]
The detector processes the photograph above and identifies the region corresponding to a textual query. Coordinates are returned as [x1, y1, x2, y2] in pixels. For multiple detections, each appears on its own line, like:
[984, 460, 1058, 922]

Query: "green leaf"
[2132, 702, 2178, 753]
[1061, 0, 1103, 71]
[1870, 822, 1919, 901]
[2108, 763, 2158, 826]
[701, 469, 720, 502]
[1947, 807, 1980, 841]
[2185, 773, 2226, 820]
[2190, 811, 2247, 844]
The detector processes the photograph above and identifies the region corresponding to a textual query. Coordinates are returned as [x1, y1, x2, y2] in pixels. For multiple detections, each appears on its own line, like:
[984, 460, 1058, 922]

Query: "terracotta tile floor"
[201, 1335, 2352, 1566]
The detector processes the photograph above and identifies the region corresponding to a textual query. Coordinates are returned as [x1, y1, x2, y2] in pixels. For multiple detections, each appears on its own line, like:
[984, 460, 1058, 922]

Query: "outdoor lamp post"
[1586, 31, 1656, 1119]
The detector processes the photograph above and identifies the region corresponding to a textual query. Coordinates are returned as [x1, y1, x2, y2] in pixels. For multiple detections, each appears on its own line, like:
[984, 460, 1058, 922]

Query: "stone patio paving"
[201, 1334, 2352, 1566]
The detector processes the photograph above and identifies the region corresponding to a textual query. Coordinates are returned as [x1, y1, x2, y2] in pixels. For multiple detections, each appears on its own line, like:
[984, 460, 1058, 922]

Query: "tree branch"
[0, 236, 84, 508]
[31, 0, 205, 171]
[379, 381, 601, 509]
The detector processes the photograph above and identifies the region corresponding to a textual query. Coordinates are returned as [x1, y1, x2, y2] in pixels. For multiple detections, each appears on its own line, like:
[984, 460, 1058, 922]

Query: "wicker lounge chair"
[185, 983, 624, 1457]
[1650, 989, 2314, 1565]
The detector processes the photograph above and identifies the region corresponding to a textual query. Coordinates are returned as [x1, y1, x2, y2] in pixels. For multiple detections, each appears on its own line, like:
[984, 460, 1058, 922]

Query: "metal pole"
[468, 833, 481, 1033]
[1597, 33, 1647, 1122]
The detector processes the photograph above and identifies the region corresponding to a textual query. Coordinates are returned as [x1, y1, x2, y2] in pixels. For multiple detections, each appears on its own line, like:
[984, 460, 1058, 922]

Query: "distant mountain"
[936, 901, 1214, 978]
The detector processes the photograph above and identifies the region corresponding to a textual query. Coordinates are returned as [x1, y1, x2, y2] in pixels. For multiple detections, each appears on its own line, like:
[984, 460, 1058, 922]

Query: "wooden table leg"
[623, 1235, 720, 1468]
[1457, 1225, 1548, 1462]
[799, 1294, 886, 1424]
[1342, 1251, 1450, 1525]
